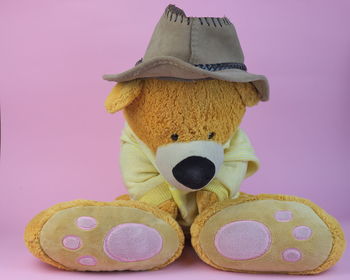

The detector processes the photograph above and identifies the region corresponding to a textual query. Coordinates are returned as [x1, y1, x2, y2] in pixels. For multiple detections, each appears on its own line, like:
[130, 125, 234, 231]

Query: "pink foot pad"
[214, 221, 271, 260]
[103, 223, 163, 262]
[62, 235, 81, 250]
[293, 226, 312, 240]
[77, 255, 97, 266]
[282, 248, 302, 262]
[275, 210, 293, 222]
[76, 216, 97, 230]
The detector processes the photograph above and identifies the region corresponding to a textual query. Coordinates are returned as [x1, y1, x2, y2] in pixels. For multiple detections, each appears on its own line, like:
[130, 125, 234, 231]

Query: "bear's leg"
[191, 193, 346, 274]
[24, 199, 184, 271]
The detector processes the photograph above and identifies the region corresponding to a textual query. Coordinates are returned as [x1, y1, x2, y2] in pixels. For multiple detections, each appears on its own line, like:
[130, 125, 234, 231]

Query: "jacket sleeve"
[204, 129, 260, 199]
[119, 126, 172, 204]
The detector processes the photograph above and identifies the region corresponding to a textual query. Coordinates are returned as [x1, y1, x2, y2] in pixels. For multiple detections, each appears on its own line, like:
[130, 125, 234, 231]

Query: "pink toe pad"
[283, 248, 302, 262]
[77, 255, 97, 266]
[275, 210, 293, 222]
[103, 223, 163, 262]
[293, 226, 312, 240]
[76, 216, 97, 230]
[215, 220, 271, 260]
[62, 235, 81, 250]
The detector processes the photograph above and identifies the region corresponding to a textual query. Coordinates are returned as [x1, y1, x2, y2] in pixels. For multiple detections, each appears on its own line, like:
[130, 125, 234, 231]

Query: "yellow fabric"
[139, 182, 173, 206]
[120, 122, 260, 225]
[202, 178, 229, 201]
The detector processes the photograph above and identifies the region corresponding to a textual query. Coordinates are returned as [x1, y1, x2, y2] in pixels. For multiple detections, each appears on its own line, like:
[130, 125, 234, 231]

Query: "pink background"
[1, 0, 349, 278]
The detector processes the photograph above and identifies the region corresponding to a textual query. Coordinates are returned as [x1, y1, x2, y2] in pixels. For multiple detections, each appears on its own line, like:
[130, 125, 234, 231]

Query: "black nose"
[172, 156, 215, 190]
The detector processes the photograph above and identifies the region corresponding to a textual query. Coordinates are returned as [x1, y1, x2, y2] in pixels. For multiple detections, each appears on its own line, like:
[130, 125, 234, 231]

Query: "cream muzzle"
[155, 141, 224, 192]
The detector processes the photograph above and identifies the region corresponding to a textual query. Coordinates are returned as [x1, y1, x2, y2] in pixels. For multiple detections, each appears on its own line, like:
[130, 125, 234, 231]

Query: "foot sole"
[191, 193, 346, 274]
[25, 200, 184, 271]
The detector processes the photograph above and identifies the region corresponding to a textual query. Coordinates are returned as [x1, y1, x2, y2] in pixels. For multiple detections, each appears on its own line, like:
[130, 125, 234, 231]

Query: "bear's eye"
[171, 134, 179, 141]
[208, 132, 216, 139]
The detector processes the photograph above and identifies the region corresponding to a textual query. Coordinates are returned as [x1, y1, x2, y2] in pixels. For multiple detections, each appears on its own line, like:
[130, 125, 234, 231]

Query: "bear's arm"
[196, 161, 248, 212]
[120, 132, 174, 207]
[197, 128, 259, 211]
[217, 128, 260, 192]
[205, 161, 248, 199]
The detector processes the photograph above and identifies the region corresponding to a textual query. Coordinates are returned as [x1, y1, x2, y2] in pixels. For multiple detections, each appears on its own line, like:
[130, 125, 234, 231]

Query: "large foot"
[191, 193, 346, 274]
[25, 200, 184, 271]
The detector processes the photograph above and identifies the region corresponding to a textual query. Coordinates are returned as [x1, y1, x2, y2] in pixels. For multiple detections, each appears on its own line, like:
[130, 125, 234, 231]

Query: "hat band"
[194, 62, 247, 72]
[135, 59, 247, 72]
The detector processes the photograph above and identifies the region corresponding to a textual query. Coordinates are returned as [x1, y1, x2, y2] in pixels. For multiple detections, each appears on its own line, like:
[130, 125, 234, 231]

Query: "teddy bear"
[24, 4, 345, 274]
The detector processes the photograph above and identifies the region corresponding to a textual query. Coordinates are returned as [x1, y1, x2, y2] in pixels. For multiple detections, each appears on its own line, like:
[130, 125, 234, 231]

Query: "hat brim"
[103, 56, 269, 101]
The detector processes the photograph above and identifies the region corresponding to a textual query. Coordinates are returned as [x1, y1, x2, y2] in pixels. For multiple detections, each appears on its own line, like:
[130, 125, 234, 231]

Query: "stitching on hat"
[194, 63, 247, 72]
[110, 60, 267, 100]
[223, 17, 232, 25]
[165, 4, 186, 17]
[165, 4, 230, 28]
[166, 4, 187, 24]
[135, 58, 143, 66]
[131, 61, 243, 80]
[125, 60, 248, 79]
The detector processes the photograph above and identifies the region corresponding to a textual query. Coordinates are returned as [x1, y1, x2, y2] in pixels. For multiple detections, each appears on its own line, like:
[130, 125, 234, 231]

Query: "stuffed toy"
[24, 4, 346, 274]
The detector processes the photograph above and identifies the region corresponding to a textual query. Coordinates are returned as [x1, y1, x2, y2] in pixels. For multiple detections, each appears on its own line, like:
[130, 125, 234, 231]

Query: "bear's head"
[105, 78, 259, 191]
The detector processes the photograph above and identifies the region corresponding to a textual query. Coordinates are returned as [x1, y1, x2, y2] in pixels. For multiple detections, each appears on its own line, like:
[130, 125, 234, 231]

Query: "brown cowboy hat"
[103, 4, 269, 101]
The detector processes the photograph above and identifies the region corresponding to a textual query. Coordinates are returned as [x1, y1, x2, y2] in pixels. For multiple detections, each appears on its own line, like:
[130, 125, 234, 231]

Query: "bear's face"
[105, 78, 259, 191]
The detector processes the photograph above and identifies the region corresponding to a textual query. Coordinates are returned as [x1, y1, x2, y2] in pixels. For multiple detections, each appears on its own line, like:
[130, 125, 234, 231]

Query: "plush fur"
[104, 78, 345, 274]
[24, 78, 345, 274]
[105, 78, 259, 152]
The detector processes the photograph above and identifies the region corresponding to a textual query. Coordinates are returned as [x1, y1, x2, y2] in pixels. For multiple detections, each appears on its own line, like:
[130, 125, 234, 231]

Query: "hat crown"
[143, 5, 245, 65]
[103, 4, 269, 102]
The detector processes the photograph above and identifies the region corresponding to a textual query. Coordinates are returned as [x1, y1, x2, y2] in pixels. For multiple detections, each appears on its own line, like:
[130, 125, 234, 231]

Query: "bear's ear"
[234, 82, 260, 107]
[104, 79, 143, 113]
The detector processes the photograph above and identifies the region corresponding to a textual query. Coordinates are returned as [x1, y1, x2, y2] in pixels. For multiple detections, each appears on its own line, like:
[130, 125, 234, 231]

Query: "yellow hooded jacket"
[120, 123, 259, 226]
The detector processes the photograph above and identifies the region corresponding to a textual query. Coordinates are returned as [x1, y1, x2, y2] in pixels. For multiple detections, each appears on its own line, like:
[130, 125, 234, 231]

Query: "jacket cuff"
[139, 182, 173, 206]
[203, 179, 229, 201]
